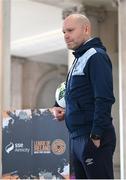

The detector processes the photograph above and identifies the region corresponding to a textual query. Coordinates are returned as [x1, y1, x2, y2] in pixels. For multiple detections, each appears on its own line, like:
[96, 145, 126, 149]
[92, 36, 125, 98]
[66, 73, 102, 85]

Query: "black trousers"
[70, 126, 116, 179]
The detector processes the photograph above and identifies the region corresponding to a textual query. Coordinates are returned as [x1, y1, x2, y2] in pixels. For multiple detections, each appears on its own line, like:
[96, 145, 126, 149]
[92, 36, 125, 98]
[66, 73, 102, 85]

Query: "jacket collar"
[72, 37, 105, 58]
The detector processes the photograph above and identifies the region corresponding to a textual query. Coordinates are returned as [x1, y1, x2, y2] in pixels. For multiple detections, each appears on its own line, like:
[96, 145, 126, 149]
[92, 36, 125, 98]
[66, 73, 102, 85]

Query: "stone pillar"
[0, 0, 10, 176]
[85, 6, 107, 37]
[62, 3, 84, 19]
[118, 0, 126, 178]
[11, 57, 24, 109]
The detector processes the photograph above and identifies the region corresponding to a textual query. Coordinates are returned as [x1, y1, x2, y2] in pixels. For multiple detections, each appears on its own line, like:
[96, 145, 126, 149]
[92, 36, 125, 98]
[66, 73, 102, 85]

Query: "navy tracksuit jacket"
[65, 37, 115, 138]
[55, 37, 116, 179]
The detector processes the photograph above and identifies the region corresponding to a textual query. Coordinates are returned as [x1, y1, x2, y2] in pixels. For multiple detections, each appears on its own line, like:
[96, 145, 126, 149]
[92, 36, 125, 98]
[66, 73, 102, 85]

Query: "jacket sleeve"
[89, 53, 115, 137]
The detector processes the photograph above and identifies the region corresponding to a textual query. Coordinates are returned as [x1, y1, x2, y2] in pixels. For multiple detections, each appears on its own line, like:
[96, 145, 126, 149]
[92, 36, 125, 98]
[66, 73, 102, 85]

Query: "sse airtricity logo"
[5, 142, 14, 154]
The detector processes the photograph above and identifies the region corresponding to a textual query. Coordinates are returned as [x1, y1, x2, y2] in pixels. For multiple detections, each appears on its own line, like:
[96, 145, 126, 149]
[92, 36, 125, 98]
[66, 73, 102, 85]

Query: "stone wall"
[11, 56, 67, 109]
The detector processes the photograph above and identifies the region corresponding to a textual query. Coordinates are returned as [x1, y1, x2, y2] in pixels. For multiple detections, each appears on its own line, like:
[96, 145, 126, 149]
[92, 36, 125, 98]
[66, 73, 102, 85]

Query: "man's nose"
[64, 33, 69, 40]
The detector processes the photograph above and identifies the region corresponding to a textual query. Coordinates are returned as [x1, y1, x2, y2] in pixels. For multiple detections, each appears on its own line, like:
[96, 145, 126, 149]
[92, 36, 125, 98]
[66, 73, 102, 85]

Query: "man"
[50, 13, 116, 179]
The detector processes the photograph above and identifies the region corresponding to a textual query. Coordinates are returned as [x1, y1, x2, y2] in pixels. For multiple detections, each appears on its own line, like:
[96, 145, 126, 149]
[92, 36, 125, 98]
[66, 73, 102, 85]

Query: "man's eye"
[68, 29, 73, 32]
[62, 29, 73, 34]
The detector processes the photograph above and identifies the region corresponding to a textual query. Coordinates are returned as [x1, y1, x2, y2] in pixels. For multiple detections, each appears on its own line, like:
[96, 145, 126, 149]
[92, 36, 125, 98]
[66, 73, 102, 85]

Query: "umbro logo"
[85, 158, 94, 165]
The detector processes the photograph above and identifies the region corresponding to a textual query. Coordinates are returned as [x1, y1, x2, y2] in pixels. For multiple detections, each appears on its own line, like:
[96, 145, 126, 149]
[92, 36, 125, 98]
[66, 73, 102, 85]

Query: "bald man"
[51, 14, 116, 179]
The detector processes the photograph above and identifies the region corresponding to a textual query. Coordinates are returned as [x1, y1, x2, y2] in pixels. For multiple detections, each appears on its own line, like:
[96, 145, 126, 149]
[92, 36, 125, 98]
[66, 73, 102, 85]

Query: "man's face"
[63, 17, 87, 50]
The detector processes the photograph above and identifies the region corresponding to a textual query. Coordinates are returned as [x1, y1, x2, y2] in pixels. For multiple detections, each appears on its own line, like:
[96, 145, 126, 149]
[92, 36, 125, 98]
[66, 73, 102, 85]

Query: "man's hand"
[49, 107, 65, 121]
[91, 139, 100, 148]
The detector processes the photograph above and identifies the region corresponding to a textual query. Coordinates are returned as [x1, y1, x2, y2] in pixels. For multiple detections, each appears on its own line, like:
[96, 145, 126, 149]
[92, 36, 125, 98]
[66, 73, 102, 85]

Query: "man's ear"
[85, 25, 89, 33]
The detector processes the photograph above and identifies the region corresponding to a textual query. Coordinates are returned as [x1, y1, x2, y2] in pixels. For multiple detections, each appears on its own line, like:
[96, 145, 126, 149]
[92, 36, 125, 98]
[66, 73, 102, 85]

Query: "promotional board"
[2, 109, 69, 179]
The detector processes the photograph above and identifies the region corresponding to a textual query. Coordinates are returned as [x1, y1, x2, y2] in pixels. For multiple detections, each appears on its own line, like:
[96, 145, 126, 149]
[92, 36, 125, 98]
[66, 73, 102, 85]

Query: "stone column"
[84, 6, 107, 36]
[0, 0, 10, 176]
[11, 57, 24, 109]
[118, 0, 126, 178]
